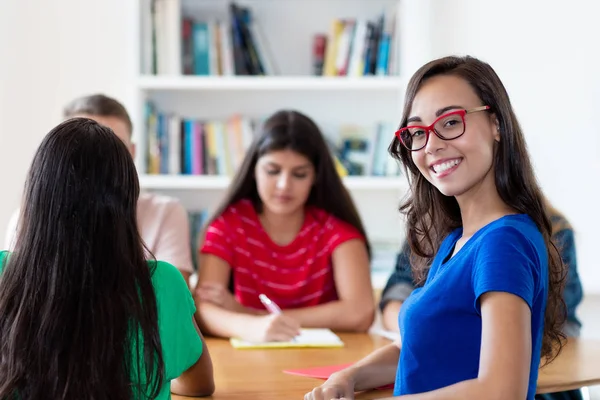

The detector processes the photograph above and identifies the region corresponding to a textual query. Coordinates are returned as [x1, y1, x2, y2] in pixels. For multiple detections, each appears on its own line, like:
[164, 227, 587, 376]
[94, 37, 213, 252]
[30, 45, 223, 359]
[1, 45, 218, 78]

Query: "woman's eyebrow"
[407, 105, 464, 124]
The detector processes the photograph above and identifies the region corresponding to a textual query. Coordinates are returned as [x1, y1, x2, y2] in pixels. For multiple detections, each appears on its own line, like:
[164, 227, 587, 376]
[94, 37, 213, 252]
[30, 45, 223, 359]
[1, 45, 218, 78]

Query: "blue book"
[376, 33, 390, 76]
[158, 114, 170, 174]
[183, 119, 195, 174]
[193, 22, 210, 75]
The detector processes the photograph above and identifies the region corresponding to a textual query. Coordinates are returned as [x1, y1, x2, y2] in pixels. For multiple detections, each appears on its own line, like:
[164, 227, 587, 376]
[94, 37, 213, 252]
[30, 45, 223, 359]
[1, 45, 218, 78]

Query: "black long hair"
[0, 118, 164, 399]
[209, 109, 370, 256]
[389, 56, 566, 363]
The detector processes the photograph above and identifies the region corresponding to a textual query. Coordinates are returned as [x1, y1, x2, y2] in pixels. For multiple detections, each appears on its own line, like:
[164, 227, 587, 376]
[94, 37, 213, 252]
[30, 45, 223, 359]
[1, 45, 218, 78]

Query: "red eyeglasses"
[395, 105, 491, 151]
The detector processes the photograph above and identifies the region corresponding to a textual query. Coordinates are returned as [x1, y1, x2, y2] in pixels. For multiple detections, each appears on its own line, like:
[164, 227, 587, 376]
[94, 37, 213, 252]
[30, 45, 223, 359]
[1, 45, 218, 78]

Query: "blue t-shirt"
[395, 214, 548, 399]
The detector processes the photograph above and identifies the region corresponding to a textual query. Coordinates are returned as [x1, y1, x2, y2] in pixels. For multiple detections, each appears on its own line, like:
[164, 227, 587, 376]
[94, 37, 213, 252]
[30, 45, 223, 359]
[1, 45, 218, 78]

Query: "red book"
[312, 34, 327, 76]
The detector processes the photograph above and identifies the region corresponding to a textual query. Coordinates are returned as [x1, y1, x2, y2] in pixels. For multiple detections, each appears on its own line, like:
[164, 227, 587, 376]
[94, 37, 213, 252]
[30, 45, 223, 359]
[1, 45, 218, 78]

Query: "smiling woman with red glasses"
[305, 55, 567, 400]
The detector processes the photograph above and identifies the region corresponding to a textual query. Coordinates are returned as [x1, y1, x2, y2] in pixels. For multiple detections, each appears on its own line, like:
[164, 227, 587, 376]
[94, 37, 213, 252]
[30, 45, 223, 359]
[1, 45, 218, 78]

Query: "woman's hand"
[304, 370, 357, 400]
[195, 282, 239, 311]
[245, 313, 301, 343]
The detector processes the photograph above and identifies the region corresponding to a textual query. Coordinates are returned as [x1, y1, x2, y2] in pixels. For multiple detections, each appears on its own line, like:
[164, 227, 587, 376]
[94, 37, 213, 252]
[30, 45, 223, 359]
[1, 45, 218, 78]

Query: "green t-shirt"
[0, 251, 203, 399]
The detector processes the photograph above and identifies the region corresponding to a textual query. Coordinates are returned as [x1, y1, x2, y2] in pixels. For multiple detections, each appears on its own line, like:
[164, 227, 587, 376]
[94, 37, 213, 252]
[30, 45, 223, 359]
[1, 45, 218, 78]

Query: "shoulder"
[224, 199, 254, 218]
[307, 209, 365, 251]
[311, 208, 361, 236]
[211, 199, 256, 228]
[148, 260, 189, 292]
[474, 215, 547, 265]
[139, 192, 186, 215]
[0, 251, 8, 273]
[478, 215, 543, 243]
[550, 212, 573, 236]
[470, 215, 548, 309]
[149, 259, 184, 281]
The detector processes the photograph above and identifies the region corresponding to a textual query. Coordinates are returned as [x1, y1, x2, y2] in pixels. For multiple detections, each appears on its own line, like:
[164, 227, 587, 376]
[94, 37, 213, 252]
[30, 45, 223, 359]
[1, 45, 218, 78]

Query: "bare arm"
[382, 301, 403, 333]
[379, 292, 532, 400]
[345, 342, 400, 391]
[194, 254, 264, 338]
[170, 317, 215, 397]
[194, 254, 301, 343]
[305, 342, 400, 399]
[284, 239, 375, 331]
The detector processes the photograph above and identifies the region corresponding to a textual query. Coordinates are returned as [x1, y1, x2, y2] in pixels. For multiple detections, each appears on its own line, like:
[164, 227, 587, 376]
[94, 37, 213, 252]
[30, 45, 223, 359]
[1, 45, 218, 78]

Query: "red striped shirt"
[200, 199, 364, 310]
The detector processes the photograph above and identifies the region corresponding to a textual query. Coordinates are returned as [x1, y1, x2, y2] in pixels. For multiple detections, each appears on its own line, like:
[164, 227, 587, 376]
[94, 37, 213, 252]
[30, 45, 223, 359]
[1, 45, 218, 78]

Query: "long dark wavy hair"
[389, 56, 566, 363]
[209, 109, 370, 257]
[0, 118, 164, 399]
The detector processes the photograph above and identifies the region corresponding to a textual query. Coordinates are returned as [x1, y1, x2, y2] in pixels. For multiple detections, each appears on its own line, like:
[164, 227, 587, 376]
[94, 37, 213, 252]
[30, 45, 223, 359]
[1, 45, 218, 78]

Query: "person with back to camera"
[305, 55, 567, 400]
[0, 118, 214, 399]
[194, 109, 376, 343]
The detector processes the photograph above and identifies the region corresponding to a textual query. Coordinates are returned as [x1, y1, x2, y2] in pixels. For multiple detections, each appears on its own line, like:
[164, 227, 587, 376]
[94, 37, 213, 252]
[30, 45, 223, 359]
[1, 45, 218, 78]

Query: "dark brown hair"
[63, 94, 133, 135]
[209, 109, 370, 256]
[389, 55, 566, 363]
[0, 118, 163, 398]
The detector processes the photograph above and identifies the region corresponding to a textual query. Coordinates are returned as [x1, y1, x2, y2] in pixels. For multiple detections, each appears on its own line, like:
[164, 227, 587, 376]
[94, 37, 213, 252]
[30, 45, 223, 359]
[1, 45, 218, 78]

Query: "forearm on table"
[196, 301, 259, 338]
[341, 343, 400, 391]
[283, 299, 374, 332]
[379, 378, 516, 400]
[227, 300, 266, 315]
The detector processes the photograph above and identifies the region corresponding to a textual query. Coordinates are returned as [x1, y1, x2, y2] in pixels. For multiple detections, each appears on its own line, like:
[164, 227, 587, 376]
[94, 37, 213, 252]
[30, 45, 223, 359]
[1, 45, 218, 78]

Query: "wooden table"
[172, 334, 600, 399]
[538, 337, 600, 393]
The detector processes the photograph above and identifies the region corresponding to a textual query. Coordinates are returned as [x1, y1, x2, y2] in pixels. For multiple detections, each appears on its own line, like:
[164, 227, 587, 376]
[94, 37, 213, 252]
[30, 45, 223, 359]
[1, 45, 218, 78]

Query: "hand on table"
[304, 371, 356, 400]
[246, 313, 301, 343]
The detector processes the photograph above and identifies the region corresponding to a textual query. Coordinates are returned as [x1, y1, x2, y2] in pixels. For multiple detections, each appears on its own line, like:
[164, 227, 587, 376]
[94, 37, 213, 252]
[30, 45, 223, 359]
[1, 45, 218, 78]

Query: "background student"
[306, 55, 567, 400]
[194, 109, 375, 343]
[3, 94, 195, 284]
[0, 118, 213, 398]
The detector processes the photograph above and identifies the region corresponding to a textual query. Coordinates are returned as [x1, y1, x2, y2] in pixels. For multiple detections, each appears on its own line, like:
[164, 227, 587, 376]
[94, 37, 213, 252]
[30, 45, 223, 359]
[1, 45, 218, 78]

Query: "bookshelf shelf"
[137, 75, 405, 92]
[134, 0, 411, 245]
[139, 174, 408, 191]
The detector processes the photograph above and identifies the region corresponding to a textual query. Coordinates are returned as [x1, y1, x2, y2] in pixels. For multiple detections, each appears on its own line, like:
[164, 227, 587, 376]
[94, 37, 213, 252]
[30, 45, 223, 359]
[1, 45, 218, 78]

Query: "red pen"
[259, 293, 282, 314]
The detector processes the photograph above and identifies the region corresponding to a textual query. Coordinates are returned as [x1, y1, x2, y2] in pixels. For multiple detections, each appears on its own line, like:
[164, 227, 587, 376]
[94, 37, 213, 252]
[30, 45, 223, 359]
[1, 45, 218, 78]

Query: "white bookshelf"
[137, 75, 406, 91]
[133, 0, 411, 249]
[139, 174, 409, 191]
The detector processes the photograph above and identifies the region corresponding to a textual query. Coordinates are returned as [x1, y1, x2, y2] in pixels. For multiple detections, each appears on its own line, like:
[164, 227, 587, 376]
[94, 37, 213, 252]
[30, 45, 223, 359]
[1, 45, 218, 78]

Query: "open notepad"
[230, 328, 345, 349]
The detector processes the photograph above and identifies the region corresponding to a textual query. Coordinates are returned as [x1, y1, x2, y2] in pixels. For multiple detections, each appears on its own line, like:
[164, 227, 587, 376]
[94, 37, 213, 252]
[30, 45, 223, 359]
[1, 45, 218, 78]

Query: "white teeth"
[433, 159, 460, 173]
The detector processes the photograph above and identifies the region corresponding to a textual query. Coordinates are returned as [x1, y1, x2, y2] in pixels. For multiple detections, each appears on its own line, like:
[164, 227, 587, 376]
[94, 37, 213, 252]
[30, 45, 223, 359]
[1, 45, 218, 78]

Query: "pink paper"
[283, 363, 394, 390]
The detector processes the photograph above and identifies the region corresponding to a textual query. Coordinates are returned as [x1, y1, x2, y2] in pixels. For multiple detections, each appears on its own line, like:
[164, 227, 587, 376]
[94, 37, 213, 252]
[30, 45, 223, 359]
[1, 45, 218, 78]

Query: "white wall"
[1, 0, 599, 293]
[0, 0, 137, 242]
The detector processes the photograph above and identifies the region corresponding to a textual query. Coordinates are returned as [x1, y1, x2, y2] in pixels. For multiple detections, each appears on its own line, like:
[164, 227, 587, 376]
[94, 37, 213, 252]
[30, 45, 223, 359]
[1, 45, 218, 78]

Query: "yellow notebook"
[230, 328, 344, 349]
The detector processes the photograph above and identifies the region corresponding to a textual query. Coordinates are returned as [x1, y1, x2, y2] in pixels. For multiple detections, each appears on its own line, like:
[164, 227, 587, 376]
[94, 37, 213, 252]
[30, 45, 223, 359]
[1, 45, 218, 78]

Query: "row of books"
[145, 0, 396, 76]
[315, 14, 396, 77]
[145, 103, 255, 176]
[182, 3, 274, 76]
[337, 123, 400, 177]
[144, 103, 400, 177]
[146, 0, 274, 75]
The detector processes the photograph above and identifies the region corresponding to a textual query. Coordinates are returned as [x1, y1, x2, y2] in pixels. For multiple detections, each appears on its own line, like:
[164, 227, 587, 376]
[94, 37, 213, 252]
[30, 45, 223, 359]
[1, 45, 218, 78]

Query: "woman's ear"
[491, 114, 501, 142]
